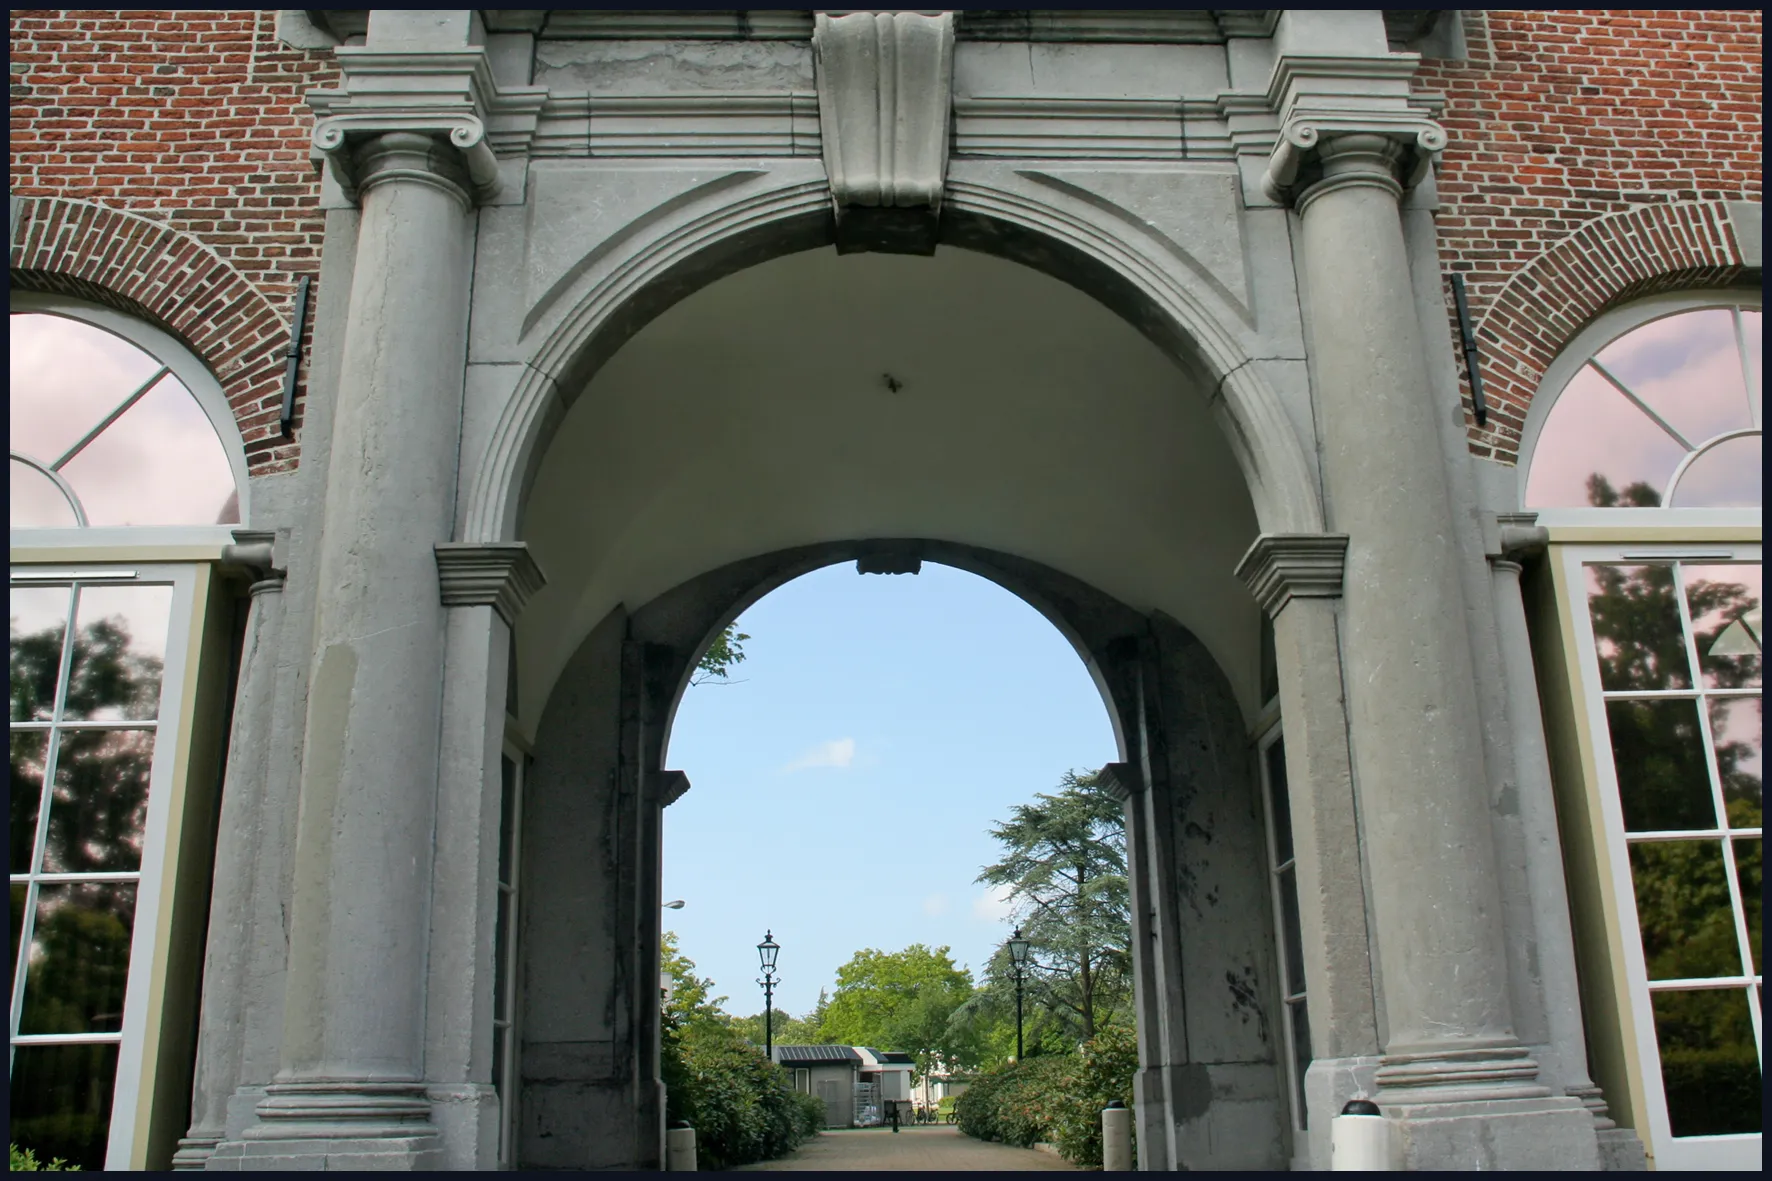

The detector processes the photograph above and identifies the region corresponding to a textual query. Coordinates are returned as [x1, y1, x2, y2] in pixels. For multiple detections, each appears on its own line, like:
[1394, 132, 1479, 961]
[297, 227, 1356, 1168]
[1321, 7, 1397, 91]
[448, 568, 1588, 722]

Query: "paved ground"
[734, 1125, 1081, 1171]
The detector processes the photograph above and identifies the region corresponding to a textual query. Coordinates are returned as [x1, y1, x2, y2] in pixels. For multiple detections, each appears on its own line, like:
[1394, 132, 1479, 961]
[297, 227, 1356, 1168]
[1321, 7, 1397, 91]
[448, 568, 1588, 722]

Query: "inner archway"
[506, 242, 1291, 1170]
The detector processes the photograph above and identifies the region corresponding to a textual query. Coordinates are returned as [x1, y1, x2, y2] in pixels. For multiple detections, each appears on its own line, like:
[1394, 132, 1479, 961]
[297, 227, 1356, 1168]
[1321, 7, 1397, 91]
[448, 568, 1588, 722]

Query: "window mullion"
[48, 366, 170, 472]
[1735, 307, 1761, 431]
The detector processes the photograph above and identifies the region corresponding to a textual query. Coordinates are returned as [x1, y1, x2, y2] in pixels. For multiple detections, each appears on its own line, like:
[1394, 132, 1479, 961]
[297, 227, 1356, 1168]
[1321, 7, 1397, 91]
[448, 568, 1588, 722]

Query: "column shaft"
[1295, 136, 1526, 1081]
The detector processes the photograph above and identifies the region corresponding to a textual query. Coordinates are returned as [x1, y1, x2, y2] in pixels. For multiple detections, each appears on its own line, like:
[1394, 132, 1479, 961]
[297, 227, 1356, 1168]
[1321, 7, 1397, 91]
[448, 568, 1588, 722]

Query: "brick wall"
[9, 10, 338, 472]
[1417, 9, 1763, 462]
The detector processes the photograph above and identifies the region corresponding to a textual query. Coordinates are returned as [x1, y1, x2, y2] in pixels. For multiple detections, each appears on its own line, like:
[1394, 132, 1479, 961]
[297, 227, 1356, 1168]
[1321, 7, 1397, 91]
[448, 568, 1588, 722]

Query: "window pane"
[1277, 864, 1306, 998]
[1650, 988, 1761, 1137]
[1629, 841, 1741, 980]
[9, 313, 163, 462]
[43, 729, 155, 874]
[10, 882, 26, 1003]
[1607, 700, 1715, 831]
[10, 459, 81, 528]
[1586, 564, 1691, 691]
[64, 584, 173, 722]
[1265, 737, 1293, 866]
[1526, 366, 1686, 509]
[1594, 309, 1754, 446]
[1709, 698, 1762, 829]
[499, 754, 517, 889]
[1732, 839, 1760, 974]
[492, 1024, 507, 1095]
[11, 729, 49, 872]
[1684, 564, 1761, 689]
[8, 1041, 121, 1171]
[1671, 435, 1763, 508]
[1742, 311, 1761, 415]
[10, 585, 70, 721]
[1288, 999, 1311, 1131]
[18, 881, 137, 1035]
[58, 373, 239, 528]
[493, 893, 510, 1031]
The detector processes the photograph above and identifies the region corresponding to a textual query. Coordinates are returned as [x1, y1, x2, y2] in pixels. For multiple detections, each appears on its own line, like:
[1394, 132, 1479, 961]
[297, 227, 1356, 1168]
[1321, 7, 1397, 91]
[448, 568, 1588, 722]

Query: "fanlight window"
[9, 313, 241, 530]
[1526, 306, 1761, 510]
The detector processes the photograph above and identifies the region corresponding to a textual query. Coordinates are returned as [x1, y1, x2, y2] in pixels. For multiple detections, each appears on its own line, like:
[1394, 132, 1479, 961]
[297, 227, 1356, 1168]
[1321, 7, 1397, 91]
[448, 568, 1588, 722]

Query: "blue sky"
[662, 561, 1118, 1019]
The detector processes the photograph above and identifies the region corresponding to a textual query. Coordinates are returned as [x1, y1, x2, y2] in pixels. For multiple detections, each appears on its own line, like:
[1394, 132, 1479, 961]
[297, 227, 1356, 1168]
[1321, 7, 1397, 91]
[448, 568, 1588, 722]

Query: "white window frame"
[1517, 291, 1761, 532]
[8, 562, 204, 1170]
[10, 292, 250, 548]
[1255, 718, 1310, 1147]
[1556, 541, 1762, 1171]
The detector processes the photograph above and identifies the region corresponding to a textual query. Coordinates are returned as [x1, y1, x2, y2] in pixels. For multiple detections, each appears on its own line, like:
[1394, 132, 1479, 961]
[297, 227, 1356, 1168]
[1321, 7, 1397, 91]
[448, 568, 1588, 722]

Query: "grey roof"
[775, 1044, 861, 1064]
[876, 1051, 915, 1064]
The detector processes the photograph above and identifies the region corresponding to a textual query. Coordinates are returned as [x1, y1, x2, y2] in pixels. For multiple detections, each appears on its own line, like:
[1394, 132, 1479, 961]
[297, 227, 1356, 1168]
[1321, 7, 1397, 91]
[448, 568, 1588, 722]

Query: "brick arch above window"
[9, 197, 305, 473]
[1467, 200, 1755, 466]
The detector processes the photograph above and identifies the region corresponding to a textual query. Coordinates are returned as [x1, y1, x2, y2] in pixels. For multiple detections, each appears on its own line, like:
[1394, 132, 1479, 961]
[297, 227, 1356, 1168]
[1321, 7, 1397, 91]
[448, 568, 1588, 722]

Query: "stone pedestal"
[225, 129, 478, 1171]
[1283, 130, 1599, 1168]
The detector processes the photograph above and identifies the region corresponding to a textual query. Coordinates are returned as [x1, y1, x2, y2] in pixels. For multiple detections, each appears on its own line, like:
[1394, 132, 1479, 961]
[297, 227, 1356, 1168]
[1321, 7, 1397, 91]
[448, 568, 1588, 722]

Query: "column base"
[1566, 1083, 1647, 1171]
[170, 1134, 222, 1170]
[209, 1081, 444, 1171]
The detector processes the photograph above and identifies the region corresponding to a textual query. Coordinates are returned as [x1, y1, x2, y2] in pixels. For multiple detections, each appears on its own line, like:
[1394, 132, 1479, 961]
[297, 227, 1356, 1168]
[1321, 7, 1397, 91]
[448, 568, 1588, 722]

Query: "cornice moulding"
[532, 91, 820, 158]
[953, 96, 1234, 161]
[1235, 533, 1350, 617]
[1097, 761, 1145, 802]
[435, 542, 547, 625]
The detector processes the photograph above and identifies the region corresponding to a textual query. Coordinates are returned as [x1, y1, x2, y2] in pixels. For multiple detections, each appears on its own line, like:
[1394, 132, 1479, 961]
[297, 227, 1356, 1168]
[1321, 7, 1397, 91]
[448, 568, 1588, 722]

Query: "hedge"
[955, 1023, 1138, 1168]
[661, 1021, 824, 1170]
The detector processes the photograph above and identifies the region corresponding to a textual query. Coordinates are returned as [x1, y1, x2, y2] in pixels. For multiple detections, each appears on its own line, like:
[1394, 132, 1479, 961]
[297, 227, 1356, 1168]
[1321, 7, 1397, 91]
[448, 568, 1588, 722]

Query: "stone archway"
[518, 539, 1286, 1171]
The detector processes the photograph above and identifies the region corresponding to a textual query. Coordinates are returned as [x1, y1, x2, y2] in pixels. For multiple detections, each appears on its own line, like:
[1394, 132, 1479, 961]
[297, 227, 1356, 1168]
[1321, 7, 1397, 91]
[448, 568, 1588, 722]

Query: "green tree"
[691, 623, 752, 686]
[814, 945, 979, 1078]
[976, 770, 1131, 1042]
[728, 1007, 820, 1047]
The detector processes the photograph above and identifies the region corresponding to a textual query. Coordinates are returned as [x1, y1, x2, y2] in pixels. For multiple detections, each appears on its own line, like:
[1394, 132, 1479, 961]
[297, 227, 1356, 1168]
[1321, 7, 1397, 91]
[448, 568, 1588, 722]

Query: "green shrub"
[10, 1143, 77, 1172]
[661, 1020, 822, 1170]
[955, 1025, 1138, 1169]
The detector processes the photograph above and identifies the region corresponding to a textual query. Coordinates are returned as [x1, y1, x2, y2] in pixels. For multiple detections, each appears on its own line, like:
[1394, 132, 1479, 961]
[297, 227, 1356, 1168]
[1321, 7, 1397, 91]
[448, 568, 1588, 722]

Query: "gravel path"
[733, 1125, 1083, 1171]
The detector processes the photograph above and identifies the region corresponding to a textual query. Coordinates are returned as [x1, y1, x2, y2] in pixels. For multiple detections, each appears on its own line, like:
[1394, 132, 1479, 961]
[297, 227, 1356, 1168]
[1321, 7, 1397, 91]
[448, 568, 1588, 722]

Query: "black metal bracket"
[279, 274, 312, 437]
[1449, 271, 1488, 428]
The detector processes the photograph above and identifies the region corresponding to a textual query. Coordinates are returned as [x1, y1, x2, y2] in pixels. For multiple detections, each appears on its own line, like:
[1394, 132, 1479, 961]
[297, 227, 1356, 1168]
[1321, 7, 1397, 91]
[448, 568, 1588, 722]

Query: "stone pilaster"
[1235, 534, 1384, 1168]
[173, 536, 287, 1171]
[1270, 23, 1600, 1163]
[226, 76, 489, 1167]
[1487, 518, 1646, 1171]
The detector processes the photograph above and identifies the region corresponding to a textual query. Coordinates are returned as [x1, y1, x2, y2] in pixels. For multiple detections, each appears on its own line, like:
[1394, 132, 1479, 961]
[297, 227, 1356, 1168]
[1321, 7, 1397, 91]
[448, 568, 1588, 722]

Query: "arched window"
[10, 295, 251, 1168]
[1524, 300, 1761, 515]
[10, 300, 247, 534]
[1526, 292, 1761, 1169]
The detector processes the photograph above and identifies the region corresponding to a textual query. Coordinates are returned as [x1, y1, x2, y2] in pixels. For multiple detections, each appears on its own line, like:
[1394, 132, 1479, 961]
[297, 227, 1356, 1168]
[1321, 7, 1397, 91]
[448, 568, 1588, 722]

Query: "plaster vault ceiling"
[518, 245, 1264, 730]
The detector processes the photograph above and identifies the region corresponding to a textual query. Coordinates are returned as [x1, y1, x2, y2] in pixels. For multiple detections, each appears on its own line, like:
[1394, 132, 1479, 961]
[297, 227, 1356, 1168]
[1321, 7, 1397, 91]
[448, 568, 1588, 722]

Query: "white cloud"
[972, 883, 1017, 923]
[783, 737, 856, 772]
[921, 893, 948, 917]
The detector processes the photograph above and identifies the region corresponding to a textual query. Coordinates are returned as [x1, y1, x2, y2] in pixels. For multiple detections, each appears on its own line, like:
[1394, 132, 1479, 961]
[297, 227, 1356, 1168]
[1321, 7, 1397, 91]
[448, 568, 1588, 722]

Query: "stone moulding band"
[435, 542, 547, 625]
[1375, 1044, 1550, 1104]
[1234, 533, 1350, 617]
[247, 1080, 435, 1139]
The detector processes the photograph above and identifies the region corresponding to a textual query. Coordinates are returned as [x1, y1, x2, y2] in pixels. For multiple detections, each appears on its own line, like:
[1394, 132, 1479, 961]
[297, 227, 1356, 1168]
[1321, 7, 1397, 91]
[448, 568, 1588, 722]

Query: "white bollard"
[1331, 1099, 1393, 1170]
[667, 1123, 698, 1172]
[1101, 1100, 1133, 1171]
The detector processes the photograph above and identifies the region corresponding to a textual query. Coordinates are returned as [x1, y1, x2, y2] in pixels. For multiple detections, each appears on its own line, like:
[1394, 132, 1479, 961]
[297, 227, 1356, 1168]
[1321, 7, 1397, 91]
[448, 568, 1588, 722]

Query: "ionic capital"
[314, 118, 497, 207]
[435, 542, 546, 626]
[1264, 115, 1446, 207]
[221, 527, 287, 590]
[1484, 511, 1549, 566]
[1235, 533, 1350, 618]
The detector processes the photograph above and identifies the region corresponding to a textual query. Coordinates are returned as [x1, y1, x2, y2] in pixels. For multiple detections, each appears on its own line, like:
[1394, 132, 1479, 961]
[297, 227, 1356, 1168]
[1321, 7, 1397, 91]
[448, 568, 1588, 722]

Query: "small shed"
[773, 1045, 861, 1128]
[855, 1047, 918, 1123]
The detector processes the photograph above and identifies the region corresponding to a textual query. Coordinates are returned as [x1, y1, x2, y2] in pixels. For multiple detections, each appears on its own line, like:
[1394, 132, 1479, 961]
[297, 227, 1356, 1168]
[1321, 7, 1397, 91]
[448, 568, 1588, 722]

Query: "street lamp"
[663, 899, 686, 909]
[1007, 928, 1031, 1061]
[757, 930, 781, 1062]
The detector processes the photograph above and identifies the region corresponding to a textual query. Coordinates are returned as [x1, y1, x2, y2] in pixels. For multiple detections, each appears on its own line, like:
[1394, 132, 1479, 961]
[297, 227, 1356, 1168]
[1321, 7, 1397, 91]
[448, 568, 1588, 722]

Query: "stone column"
[1278, 130, 1599, 1167]
[231, 129, 480, 1170]
[1489, 521, 1646, 1171]
[172, 537, 286, 1170]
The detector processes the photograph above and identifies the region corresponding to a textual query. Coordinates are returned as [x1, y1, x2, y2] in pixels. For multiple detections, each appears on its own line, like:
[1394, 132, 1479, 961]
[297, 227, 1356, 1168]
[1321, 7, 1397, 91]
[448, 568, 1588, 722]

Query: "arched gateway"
[166, 10, 1641, 1174]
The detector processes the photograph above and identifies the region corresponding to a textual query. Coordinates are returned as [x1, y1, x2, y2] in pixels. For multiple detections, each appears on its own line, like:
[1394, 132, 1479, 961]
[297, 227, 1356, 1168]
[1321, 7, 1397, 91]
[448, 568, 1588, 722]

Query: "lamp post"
[757, 930, 780, 1062]
[1008, 928, 1031, 1061]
